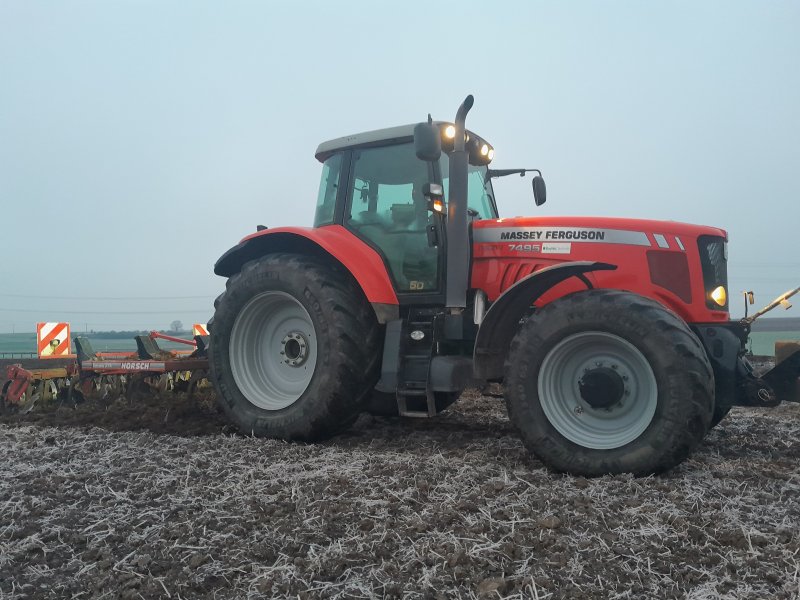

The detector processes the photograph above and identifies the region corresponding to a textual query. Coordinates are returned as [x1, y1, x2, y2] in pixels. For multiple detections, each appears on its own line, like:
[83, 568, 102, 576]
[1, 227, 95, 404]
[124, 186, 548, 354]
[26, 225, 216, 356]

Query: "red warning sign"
[37, 322, 73, 358]
[193, 323, 209, 337]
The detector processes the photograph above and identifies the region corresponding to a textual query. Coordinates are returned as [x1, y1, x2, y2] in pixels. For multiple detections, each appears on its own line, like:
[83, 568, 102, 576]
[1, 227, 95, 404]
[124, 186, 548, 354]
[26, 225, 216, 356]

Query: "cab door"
[343, 142, 443, 300]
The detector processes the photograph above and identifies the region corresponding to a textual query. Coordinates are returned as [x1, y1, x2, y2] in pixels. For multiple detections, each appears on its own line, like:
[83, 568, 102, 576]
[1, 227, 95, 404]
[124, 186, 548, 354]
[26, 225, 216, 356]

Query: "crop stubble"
[1, 390, 799, 599]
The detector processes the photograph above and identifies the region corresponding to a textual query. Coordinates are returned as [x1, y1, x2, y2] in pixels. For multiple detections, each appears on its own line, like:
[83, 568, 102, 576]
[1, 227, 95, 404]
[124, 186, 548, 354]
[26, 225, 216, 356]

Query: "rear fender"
[473, 261, 617, 379]
[214, 225, 399, 322]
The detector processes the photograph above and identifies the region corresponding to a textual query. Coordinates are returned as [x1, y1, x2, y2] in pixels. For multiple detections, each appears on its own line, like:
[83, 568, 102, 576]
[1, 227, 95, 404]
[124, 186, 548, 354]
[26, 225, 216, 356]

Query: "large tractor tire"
[504, 289, 714, 476]
[208, 253, 381, 441]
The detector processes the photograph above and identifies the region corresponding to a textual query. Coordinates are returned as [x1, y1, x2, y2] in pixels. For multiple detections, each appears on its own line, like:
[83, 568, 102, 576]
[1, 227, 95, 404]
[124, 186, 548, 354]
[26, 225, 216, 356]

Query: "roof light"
[444, 125, 456, 139]
[487, 148, 494, 161]
[480, 144, 489, 156]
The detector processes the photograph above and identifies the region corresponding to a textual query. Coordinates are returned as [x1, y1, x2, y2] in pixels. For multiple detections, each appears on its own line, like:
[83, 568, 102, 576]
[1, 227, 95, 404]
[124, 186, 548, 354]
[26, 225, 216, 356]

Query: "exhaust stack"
[445, 94, 474, 311]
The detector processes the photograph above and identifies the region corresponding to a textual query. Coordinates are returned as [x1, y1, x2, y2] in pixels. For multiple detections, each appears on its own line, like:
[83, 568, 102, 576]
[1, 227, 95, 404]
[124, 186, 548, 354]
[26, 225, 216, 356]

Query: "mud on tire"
[504, 289, 714, 476]
[209, 253, 381, 441]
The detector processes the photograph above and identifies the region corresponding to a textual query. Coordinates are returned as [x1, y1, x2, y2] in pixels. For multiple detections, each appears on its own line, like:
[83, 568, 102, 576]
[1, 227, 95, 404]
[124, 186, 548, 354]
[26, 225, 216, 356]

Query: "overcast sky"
[1, 0, 798, 332]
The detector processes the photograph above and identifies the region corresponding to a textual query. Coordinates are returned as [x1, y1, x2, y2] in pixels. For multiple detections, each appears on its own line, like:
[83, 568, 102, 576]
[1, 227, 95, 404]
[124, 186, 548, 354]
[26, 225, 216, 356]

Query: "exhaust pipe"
[445, 94, 474, 311]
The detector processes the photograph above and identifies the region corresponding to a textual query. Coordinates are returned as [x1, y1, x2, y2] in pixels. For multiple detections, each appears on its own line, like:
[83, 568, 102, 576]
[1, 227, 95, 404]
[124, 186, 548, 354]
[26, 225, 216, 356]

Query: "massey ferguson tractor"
[209, 95, 800, 476]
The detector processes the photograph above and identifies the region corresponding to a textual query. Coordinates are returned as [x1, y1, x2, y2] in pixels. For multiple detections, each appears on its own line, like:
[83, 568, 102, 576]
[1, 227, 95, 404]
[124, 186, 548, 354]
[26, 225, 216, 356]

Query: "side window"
[347, 143, 438, 292]
[313, 153, 342, 227]
[439, 154, 497, 219]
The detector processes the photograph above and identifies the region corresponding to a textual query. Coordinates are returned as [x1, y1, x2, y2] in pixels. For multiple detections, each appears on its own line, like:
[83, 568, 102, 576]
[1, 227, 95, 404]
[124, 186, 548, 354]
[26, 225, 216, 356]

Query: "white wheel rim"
[229, 291, 317, 410]
[537, 331, 658, 450]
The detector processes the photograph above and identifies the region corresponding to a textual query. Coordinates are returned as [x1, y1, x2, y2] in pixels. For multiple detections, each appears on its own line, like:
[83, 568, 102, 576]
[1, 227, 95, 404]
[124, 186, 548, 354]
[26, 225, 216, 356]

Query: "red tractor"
[209, 95, 800, 476]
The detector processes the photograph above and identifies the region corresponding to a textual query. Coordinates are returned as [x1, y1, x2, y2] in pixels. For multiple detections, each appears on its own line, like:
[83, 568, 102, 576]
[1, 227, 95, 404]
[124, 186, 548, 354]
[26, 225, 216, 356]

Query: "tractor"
[208, 95, 800, 476]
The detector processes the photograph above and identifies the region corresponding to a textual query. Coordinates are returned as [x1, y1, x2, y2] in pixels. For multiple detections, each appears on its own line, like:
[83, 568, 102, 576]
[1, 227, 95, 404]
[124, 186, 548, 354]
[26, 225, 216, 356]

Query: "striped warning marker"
[37, 322, 72, 358]
[193, 323, 209, 337]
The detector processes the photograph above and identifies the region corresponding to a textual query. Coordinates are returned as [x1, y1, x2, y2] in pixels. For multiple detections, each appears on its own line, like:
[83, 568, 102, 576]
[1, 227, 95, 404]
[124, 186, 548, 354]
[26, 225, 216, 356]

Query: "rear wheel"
[209, 253, 381, 440]
[504, 289, 714, 476]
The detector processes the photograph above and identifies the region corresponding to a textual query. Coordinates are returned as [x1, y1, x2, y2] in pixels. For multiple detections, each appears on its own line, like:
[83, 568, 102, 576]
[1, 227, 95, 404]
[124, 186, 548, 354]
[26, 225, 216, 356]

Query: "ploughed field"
[1, 390, 799, 599]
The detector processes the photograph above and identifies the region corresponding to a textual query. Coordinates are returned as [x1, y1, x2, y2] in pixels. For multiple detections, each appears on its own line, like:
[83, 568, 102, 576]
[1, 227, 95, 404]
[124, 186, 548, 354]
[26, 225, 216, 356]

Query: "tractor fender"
[473, 261, 617, 380]
[214, 225, 399, 322]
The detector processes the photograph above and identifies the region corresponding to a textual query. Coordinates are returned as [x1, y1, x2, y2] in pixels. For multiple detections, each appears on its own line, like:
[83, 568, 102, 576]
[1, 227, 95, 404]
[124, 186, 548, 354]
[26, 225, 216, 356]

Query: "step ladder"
[396, 310, 439, 417]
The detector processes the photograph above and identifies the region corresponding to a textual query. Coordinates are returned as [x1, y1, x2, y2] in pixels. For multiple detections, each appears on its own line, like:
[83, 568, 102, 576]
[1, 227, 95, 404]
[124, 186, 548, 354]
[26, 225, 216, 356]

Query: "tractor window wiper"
[485, 168, 542, 182]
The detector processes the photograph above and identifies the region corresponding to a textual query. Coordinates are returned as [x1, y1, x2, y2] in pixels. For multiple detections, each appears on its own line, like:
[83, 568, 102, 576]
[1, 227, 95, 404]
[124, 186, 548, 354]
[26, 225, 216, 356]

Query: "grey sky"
[1, 0, 798, 332]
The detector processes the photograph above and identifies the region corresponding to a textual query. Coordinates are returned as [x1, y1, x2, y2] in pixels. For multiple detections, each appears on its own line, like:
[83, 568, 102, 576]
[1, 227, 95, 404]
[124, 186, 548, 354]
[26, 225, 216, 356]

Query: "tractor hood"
[470, 215, 730, 324]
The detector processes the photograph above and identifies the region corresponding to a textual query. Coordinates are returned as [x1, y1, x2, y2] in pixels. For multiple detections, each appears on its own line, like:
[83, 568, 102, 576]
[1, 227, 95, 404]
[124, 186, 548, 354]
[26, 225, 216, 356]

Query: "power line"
[0, 308, 211, 315]
[0, 293, 215, 301]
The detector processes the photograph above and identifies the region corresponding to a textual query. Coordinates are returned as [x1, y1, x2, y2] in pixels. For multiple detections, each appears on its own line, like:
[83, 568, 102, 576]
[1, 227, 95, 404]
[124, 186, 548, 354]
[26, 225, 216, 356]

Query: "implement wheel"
[209, 253, 380, 440]
[504, 289, 714, 476]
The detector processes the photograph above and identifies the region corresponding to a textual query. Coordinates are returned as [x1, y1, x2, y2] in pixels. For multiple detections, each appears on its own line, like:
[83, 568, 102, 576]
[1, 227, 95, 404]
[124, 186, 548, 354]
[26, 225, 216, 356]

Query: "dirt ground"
[1, 390, 799, 599]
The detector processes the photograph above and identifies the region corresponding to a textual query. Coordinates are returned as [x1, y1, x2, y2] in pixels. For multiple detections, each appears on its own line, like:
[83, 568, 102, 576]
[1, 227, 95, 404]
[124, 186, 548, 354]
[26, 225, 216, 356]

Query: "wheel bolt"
[574, 406, 583, 415]
[611, 364, 618, 370]
[622, 375, 628, 381]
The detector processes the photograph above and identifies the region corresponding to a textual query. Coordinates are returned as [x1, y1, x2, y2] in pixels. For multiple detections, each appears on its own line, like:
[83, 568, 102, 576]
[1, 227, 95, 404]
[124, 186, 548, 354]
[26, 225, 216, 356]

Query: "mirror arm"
[485, 168, 542, 182]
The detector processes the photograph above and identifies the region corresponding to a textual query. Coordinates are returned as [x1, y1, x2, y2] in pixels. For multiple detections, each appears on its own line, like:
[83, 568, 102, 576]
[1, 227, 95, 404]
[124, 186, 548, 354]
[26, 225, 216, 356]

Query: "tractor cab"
[313, 123, 499, 295]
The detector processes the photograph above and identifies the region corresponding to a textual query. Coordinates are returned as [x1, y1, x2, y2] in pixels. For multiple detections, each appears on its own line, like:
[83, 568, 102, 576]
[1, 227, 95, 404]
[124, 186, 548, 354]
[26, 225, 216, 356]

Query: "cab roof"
[315, 121, 480, 163]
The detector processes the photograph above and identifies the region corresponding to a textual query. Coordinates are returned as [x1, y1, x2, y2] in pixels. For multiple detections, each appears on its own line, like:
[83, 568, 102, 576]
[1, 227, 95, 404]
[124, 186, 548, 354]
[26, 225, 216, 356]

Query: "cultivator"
[0, 332, 211, 413]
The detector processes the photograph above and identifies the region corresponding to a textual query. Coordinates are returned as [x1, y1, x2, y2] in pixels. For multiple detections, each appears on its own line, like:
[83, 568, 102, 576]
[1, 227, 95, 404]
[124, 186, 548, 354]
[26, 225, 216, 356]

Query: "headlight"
[710, 286, 727, 307]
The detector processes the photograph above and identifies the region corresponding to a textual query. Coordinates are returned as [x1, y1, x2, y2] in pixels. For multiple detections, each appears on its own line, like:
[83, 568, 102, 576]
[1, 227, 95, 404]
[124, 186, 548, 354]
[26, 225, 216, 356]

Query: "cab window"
[439, 154, 497, 219]
[346, 143, 438, 292]
[313, 153, 342, 227]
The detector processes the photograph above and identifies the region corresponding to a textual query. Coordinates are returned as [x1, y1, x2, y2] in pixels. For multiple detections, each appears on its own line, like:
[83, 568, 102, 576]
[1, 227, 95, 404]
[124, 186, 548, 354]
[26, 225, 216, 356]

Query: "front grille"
[697, 235, 728, 310]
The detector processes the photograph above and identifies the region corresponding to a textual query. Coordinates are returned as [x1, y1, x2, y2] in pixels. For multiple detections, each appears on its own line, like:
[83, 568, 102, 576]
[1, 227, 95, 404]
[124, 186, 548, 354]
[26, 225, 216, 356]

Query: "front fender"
[214, 225, 399, 322]
[473, 261, 617, 379]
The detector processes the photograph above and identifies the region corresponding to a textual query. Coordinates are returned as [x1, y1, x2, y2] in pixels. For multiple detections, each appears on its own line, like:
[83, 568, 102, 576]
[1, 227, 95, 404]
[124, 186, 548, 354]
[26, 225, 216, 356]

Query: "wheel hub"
[281, 332, 309, 367]
[579, 366, 626, 409]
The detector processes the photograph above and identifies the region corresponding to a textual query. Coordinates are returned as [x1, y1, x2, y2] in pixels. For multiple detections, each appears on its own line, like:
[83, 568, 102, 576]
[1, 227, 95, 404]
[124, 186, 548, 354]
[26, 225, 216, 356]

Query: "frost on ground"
[1, 391, 799, 599]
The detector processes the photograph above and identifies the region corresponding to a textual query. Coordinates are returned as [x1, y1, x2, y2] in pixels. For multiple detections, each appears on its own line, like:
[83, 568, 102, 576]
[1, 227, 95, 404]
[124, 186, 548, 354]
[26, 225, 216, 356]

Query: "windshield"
[439, 153, 498, 219]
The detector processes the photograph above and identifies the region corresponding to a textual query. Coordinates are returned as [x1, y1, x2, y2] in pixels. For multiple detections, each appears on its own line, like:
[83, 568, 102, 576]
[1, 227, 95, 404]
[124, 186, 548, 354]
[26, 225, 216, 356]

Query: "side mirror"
[414, 120, 441, 162]
[532, 175, 547, 206]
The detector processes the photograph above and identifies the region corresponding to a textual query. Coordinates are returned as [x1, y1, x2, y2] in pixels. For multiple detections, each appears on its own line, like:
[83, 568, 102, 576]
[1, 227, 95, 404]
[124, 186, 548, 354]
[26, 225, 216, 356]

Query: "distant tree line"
[750, 316, 800, 332]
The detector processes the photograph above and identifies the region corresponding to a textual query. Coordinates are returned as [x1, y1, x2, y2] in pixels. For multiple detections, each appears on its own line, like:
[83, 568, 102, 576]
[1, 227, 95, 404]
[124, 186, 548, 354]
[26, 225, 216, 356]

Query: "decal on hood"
[474, 227, 651, 246]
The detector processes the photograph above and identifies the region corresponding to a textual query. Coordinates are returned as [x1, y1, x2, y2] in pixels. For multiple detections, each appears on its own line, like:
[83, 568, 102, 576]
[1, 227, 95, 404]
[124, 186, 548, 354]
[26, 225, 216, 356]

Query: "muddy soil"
[1, 391, 799, 599]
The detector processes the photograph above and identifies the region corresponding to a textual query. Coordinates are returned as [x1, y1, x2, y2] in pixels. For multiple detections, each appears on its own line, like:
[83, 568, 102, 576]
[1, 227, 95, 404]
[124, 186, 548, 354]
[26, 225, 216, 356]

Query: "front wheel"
[209, 253, 381, 441]
[504, 290, 714, 476]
